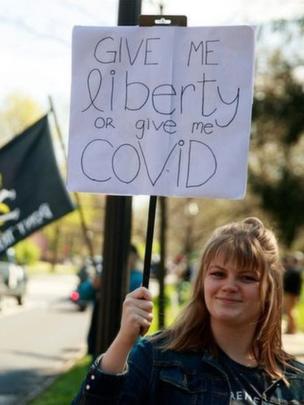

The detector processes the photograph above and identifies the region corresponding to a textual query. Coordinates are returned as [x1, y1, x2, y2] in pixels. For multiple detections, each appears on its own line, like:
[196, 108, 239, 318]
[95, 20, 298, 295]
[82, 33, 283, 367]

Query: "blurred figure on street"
[86, 258, 103, 356]
[128, 244, 143, 292]
[87, 245, 142, 356]
[173, 253, 193, 304]
[283, 253, 303, 334]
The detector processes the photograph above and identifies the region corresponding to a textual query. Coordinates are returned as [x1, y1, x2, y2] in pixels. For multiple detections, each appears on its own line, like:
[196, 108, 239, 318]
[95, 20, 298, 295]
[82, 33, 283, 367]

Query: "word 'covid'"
[81, 138, 217, 188]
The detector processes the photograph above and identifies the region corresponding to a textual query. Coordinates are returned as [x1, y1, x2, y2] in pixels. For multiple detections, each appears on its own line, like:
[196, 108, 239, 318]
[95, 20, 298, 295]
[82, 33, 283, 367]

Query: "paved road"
[0, 274, 91, 405]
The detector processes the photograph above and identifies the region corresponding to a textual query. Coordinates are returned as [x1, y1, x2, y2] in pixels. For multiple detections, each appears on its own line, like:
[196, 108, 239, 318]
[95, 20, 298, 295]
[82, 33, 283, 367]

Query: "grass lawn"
[30, 356, 92, 405]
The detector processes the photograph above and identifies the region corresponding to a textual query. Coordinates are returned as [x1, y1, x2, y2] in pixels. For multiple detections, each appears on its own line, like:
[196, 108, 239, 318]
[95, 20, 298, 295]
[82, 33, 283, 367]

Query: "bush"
[15, 239, 40, 265]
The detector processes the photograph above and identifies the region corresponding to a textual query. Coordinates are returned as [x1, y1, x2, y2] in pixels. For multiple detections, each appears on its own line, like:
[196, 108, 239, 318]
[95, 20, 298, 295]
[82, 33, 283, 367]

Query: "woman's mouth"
[216, 297, 242, 303]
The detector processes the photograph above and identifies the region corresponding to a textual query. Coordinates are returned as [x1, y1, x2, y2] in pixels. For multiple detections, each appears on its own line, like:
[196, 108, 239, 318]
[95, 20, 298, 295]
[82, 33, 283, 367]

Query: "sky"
[0, 0, 303, 128]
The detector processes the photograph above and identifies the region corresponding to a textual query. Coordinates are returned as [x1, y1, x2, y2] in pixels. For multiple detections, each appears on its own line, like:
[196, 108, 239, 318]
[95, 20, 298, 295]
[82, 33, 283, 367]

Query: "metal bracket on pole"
[139, 15, 187, 26]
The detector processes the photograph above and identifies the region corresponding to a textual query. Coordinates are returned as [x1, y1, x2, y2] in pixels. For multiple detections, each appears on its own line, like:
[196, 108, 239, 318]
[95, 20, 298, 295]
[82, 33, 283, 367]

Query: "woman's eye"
[210, 271, 224, 278]
[240, 275, 258, 282]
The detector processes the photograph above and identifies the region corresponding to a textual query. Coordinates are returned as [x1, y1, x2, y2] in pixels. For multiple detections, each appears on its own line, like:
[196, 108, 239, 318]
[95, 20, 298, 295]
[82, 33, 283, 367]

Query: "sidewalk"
[282, 333, 304, 361]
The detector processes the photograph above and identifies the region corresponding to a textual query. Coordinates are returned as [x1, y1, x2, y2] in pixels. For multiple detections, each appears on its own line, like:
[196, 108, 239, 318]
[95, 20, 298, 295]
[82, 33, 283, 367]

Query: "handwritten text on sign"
[67, 26, 255, 198]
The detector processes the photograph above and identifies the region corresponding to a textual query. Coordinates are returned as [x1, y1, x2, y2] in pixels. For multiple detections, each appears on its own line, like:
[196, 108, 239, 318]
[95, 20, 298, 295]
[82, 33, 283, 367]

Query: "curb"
[22, 344, 88, 405]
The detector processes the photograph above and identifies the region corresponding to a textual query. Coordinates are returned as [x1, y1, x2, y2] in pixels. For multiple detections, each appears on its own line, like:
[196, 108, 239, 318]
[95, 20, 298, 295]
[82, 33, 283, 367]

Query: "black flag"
[0, 115, 74, 253]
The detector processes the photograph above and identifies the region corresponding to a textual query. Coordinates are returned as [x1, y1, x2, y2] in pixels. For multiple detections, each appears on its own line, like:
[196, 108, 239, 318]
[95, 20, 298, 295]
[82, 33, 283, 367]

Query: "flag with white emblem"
[0, 115, 74, 253]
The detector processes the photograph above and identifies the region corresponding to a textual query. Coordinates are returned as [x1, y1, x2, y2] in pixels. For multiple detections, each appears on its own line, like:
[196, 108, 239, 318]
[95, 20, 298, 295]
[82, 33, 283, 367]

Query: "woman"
[73, 218, 304, 404]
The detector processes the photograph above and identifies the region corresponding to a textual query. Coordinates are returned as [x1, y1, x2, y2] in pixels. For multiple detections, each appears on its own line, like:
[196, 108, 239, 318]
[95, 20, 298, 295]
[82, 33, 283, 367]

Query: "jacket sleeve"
[71, 338, 153, 405]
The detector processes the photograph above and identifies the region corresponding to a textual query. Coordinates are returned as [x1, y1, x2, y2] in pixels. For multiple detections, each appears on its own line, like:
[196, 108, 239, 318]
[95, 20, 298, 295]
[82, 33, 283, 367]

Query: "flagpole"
[48, 96, 97, 268]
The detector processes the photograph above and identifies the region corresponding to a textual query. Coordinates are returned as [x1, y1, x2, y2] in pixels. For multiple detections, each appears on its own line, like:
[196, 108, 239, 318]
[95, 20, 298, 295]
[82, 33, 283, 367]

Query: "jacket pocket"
[157, 365, 208, 405]
[159, 366, 207, 393]
[271, 375, 304, 404]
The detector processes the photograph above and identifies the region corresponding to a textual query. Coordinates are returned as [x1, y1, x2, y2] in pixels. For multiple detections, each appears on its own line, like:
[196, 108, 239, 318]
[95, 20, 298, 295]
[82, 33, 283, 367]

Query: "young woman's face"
[204, 254, 262, 328]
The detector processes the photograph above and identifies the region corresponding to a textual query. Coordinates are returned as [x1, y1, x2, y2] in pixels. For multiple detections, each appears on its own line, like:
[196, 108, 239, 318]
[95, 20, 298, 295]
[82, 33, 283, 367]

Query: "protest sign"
[0, 116, 75, 253]
[68, 26, 255, 198]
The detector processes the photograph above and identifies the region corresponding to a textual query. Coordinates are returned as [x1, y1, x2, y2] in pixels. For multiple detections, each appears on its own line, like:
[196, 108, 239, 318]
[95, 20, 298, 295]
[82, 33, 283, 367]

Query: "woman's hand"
[100, 287, 153, 374]
[117, 287, 153, 346]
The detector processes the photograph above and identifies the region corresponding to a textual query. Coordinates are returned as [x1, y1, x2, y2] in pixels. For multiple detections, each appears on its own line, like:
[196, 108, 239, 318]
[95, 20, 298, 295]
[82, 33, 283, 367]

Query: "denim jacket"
[72, 337, 304, 404]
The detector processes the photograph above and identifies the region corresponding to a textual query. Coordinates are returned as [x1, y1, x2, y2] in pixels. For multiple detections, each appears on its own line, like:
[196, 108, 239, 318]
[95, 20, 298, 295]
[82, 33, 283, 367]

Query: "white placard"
[67, 26, 255, 198]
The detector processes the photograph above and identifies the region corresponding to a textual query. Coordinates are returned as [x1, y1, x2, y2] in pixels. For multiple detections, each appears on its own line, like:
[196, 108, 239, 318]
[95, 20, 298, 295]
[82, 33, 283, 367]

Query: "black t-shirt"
[219, 351, 272, 404]
[283, 267, 302, 296]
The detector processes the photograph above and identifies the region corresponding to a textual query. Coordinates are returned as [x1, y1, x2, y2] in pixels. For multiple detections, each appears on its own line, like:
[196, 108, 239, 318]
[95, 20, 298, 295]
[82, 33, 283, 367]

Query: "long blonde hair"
[159, 217, 292, 381]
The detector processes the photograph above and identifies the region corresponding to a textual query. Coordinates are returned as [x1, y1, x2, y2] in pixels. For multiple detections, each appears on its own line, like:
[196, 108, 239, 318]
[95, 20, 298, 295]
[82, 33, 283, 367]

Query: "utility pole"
[118, 0, 141, 24]
[96, 0, 142, 354]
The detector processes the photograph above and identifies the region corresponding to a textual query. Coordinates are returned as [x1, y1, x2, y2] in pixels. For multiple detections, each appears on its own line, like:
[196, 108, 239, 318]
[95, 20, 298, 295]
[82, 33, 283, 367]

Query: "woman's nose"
[221, 277, 238, 291]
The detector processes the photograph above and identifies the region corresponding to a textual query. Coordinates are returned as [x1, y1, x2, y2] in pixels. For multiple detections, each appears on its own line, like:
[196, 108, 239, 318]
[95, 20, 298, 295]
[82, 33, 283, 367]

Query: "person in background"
[86, 259, 103, 357]
[87, 245, 142, 357]
[283, 253, 303, 334]
[128, 244, 143, 292]
[173, 253, 193, 304]
[73, 218, 304, 404]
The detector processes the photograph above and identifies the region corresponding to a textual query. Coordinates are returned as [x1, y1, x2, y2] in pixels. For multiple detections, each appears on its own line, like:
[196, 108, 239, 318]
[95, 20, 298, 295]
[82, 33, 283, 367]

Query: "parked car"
[0, 248, 27, 306]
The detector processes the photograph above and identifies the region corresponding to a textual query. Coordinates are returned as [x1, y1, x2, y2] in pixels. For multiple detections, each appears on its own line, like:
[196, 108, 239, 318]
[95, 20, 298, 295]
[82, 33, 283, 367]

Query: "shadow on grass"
[29, 356, 92, 405]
